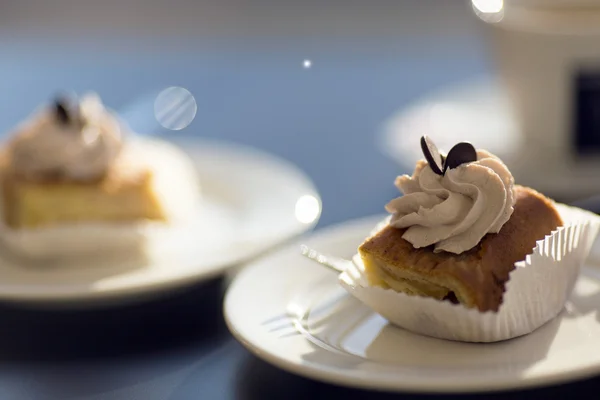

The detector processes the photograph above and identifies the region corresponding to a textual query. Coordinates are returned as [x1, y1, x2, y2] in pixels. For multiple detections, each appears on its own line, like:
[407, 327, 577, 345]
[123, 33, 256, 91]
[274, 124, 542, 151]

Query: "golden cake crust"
[358, 185, 563, 312]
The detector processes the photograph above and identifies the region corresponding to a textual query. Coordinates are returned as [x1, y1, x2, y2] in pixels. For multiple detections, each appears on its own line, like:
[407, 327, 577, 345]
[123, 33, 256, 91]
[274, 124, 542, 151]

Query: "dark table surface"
[0, 1, 599, 399]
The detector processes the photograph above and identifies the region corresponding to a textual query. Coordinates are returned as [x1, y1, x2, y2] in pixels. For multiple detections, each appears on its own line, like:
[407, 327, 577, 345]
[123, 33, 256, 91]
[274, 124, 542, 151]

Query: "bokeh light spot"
[295, 195, 321, 224]
[154, 87, 197, 131]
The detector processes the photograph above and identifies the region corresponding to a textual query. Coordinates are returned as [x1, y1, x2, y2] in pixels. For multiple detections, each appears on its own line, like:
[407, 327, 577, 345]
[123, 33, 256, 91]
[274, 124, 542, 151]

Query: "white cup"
[474, 0, 600, 199]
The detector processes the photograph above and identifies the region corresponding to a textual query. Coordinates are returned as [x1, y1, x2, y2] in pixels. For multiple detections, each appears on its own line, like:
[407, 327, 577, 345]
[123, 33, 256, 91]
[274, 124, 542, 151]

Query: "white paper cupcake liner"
[339, 203, 600, 343]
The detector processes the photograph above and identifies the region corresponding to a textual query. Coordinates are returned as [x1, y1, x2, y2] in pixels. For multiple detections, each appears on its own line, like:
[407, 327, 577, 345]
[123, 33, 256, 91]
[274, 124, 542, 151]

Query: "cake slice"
[358, 185, 563, 312]
[1, 150, 167, 229]
[0, 94, 168, 229]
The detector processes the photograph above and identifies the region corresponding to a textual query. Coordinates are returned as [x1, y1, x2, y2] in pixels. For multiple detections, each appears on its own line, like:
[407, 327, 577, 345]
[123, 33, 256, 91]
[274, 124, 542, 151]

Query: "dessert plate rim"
[224, 214, 600, 393]
[0, 137, 321, 305]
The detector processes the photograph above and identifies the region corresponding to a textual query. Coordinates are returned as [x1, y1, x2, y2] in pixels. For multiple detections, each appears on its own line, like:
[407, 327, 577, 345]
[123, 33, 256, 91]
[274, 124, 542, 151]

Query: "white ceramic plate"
[0, 138, 321, 304]
[225, 215, 600, 393]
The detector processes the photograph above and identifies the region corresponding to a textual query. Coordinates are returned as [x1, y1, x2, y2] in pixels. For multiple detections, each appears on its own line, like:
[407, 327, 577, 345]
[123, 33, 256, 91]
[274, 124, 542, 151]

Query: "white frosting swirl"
[7, 94, 123, 181]
[385, 149, 515, 254]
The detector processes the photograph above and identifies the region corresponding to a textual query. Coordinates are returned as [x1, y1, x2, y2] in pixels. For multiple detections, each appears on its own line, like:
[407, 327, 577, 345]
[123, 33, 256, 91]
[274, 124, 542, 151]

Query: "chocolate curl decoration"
[420, 136, 477, 175]
[443, 142, 477, 173]
[52, 95, 84, 127]
[420, 135, 444, 175]
[53, 98, 71, 125]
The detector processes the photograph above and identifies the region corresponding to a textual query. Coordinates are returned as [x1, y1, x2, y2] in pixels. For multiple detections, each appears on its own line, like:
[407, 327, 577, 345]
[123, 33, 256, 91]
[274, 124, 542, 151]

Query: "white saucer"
[0, 138, 321, 305]
[225, 215, 600, 393]
[378, 75, 600, 199]
[380, 75, 521, 169]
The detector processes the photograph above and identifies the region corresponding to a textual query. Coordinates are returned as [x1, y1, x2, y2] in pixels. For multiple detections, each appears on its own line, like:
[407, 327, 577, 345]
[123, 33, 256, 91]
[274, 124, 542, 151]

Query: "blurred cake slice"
[0, 94, 167, 229]
[1, 150, 167, 229]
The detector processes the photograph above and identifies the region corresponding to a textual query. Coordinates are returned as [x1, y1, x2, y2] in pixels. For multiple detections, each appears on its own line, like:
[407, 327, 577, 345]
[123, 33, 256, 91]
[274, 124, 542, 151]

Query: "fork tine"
[299, 245, 352, 273]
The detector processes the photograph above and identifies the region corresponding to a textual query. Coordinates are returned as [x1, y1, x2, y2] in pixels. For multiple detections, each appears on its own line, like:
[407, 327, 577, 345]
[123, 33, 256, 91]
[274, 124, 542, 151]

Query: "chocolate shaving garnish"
[420, 135, 444, 176]
[53, 95, 84, 128]
[53, 98, 71, 125]
[443, 142, 477, 173]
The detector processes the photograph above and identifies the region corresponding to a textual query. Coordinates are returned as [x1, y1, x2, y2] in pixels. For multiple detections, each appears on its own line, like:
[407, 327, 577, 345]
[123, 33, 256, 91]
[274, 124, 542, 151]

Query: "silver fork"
[299, 244, 353, 273]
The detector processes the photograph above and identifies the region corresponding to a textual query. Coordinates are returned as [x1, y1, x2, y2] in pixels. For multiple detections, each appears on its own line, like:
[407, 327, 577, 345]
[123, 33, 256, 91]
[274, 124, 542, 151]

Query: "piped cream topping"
[385, 149, 515, 254]
[7, 94, 123, 181]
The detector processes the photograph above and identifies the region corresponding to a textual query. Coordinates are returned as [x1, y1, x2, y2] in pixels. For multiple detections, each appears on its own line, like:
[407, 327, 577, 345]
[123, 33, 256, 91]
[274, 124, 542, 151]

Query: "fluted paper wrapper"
[339, 204, 600, 343]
